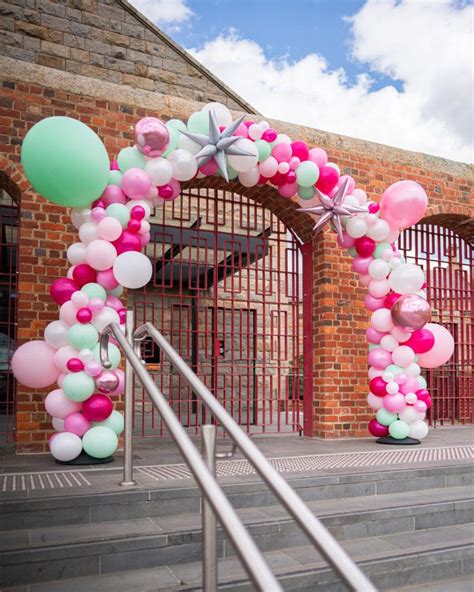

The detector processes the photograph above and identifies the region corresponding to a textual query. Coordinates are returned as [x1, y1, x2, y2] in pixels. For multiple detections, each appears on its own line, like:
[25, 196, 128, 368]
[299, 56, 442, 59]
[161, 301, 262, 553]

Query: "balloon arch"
[12, 103, 454, 462]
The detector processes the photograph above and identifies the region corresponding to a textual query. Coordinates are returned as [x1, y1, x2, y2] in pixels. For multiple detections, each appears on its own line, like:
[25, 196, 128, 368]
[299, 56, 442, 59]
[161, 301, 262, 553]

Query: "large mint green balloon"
[106, 203, 130, 228]
[389, 419, 410, 439]
[296, 161, 319, 187]
[67, 323, 98, 350]
[255, 140, 271, 162]
[108, 170, 123, 186]
[167, 119, 186, 132]
[117, 147, 145, 172]
[162, 125, 179, 158]
[376, 408, 397, 426]
[21, 117, 109, 207]
[417, 375, 427, 389]
[374, 242, 391, 258]
[386, 364, 404, 377]
[187, 111, 209, 134]
[93, 410, 124, 435]
[298, 186, 315, 200]
[92, 342, 121, 369]
[63, 371, 95, 402]
[81, 282, 107, 301]
[82, 426, 118, 458]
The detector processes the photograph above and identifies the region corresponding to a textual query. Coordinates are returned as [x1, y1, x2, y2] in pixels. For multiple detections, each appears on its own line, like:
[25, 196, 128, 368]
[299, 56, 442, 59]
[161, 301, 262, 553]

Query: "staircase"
[1, 462, 472, 591]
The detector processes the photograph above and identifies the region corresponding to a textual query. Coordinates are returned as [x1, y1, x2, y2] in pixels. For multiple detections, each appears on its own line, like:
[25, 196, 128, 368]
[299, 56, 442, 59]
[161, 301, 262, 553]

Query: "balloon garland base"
[55, 451, 114, 465]
[376, 436, 421, 446]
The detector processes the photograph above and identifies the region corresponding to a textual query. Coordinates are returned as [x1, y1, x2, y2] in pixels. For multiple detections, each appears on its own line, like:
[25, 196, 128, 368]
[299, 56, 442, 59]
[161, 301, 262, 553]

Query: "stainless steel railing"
[100, 313, 377, 592]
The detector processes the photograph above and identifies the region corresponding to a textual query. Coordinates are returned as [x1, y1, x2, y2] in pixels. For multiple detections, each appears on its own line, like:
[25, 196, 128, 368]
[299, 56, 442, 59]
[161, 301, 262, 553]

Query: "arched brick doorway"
[398, 215, 473, 425]
[128, 179, 315, 437]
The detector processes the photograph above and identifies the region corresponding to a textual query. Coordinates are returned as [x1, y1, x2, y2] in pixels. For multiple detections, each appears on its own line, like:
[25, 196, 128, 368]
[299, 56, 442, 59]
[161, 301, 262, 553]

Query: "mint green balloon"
[298, 186, 315, 200]
[255, 140, 271, 162]
[223, 163, 239, 180]
[374, 242, 391, 258]
[108, 285, 123, 297]
[187, 111, 209, 134]
[417, 375, 427, 389]
[296, 161, 319, 188]
[21, 116, 109, 207]
[92, 342, 121, 369]
[167, 119, 186, 132]
[108, 170, 123, 186]
[117, 147, 145, 171]
[162, 125, 179, 158]
[348, 247, 357, 257]
[386, 364, 404, 377]
[81, 282, 107, 301]
[376, 408, 397, 426]
[63, 371, 95, 402]
[68, 323, 98, 350]
[93, 410, 124, 435]
[105, 203, 130, 228]
[389, 419, 410, 439]
[82, 426, 118, 459]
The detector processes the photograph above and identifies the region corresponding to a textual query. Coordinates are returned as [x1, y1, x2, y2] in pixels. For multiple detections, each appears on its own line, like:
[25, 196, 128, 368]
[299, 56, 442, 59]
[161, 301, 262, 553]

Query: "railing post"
[121, 310, 136, 487]
[201, 424, 218, 592]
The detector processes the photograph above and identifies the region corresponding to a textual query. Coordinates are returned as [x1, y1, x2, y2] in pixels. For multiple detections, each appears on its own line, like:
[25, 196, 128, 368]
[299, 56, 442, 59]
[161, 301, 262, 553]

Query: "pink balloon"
[366, 327, 386, 344]
[134, 117, 169, 157]
[339, 175, 356, 195]
[359, 274, 371, 287]
[199, 158, 219, 176]
[72, 264, 97, 288]
[291, 141, 309, 161]
[368, 348, 392, 370]
[272, 142, 292, 163]
[12, 340, 59, 388]
[64, 412, 90, 436]
[405, 328, 435, 354]
[105, 295, 123, 310]
[353, 256, 373, 275]
[384, 293, 401, 309]
[54, 345, 80, 374]
[259, 156, 279, 178]
[370, 376, 388, 397]
[139, 232, 151, 246]
[97, 217, 123, 242]
[383, 393, 406, 413]
[414, 400, 427, 413]
[91, 206, 106, 223]
[44, 389, 80, 419]
[96, 268, 119, 290]
[316, 166, 339, 193]
[67, 357, 84, 372]
[102, 185, 127, 206]
[57, 373, 66, 388]
[113, 231, 142, 255]
[50, 278, 78, 305]
[400, 377, 420, 395]
[391, 294, 431, 333]
[121, 168, 152, 200]
[278, 182, 298, 198]
[354, 237, 376, 257]
[60, 300, 79, 326]
[85, 361, 102, 377]
[417, 323, 454, 368]
[368, 418, 389, 437]
[364, 294, 385, 311]
[337, 232, 355, 249]
[380, 180, 428, 229]
[234, 122, 248, 138]
[110, 368, 125, 396]
[82, 394, 113, 422]
[416, 389, 432, 409]
[262, 128, 277, 142]
[86, 240, 117, 271]
[308, 147, 328, 168]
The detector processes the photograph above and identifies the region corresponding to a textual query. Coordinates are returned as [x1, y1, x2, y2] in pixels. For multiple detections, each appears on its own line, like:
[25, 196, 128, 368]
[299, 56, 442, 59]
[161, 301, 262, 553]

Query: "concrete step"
[1, 485, 472, 586]
[1, 463, 472, 532]
[3, 526, 473, 591]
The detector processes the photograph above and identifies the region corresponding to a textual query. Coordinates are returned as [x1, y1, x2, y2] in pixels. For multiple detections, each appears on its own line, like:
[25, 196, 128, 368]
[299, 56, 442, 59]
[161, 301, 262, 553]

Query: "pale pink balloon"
[391, 326, 411, 343]
[400, 377, 420, 394]
[91, 207, 106, 223]
[339, 175, 355, 194]
[308, 147, 327, 168]
[359, 274, 371, 287]
[57, 372, 67, 388]
[278, 182, 298, 198]
[383, 393, 406, 413]
[102, 185, 127, 206]
[272, 142, 292, 163]
[54, 345, 80, 374]
[368, 348, 392, 370]
[366, 327, 386, 344]
[368, 366, 384, 379]
[337, 232, 355, 249]
[86, 240, 117, 271]
[352, 188, 367, 205]
[11, 341, 59, 388]
[371, 308, 394, 333]
[96, 268, 119, 290]
[417, 323, 454, 368]
[367, 392, 384, 410]
[60, 300, 79, 326]
[134, 117, 169, 157]
[353, 256, 373, 275]
[85, 361, 103, 377]
[105, 295, 123, 310]
[64, 412, 90, 436]
[45, 388, 81, 419]
[392, 345, 416, 367]
[414, 400, 427, 413]
[97, 217, 123, 242]
[364, 294, 385, 311]
[139, 232, 151, 246]
[369, 279, 390, 299]
[379, 180, 428, 229]
[121, 168, 152, 200]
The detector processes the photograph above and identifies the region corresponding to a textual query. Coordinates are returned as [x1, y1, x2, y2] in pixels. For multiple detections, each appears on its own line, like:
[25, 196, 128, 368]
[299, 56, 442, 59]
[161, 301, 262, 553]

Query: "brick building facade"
[0, 0, 472, 452]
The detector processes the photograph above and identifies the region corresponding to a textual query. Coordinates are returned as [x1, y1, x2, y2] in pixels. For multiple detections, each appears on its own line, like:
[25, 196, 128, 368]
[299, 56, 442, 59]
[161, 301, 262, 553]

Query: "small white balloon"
[79, 348, 94, 363]
[399, 407, 422, 425]
[91, 307, 120, 333]
[381, 335, 398, 352]
[367, 219, 390, 241]
[79, 221, 99, 245]
[386, 381, 400, 394]
[346, 217, 368, 238]
[67, 242, 87, 265]
[405, 392, 418, 405]
[44, 321, 69, 350]
[369, 259, 390, 280]
[367, 392, 384, 410]
[238, 166, 260, 187]
[49, 432, 83, 462]
[382, 371, 395, 383]
[405, 362, 421, 377]
[113, 251, 153, 289]
[71, 291, 89, 308]
[145, 157, 173, 186]
[248, 124, 263, 141]
[408, 419, 429, 439]
[201, 102, 232, 127]
[227, 138, 259, 172]
[389, 263, 425, 295]
[167, 149, 198, 181]
[52, 417, 65, 432]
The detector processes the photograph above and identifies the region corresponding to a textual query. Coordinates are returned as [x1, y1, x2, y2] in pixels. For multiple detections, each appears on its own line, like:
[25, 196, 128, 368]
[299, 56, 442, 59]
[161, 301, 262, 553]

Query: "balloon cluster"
[13, 103, 455, 460]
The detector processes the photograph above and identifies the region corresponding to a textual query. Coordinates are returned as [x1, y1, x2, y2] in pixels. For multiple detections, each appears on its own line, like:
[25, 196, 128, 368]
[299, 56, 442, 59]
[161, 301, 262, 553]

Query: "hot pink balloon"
[101, 185, 127, 206]
[370, 376, 388, 397]
[417, 323, 454, 368]
[121, 168, 152, 200]
[316, 166, 339, 193]
[134, 117, 169, 157]
[368, 348, 392, 370]
[291, 141, 309, 161]
[354, 237, 375, 257]
[113, 230, 141, 255]
[383, 393, 406, 413]
[82, 394, 113, 422]
[45, 388, 81, 419]
[72, 264, 97, 288]
[405, 328, 435, 354]
[368, 418, 389, 437]
[50, 278, 78, 305]
[380, 180, 428, 229]
[200, 158, 219, 176]
[384, 293, 401, 309]
[12, 341, 59, 388]
[416, 389, 432, 409]
[64, 412, 90, 436]
[67, 357, 84, 372]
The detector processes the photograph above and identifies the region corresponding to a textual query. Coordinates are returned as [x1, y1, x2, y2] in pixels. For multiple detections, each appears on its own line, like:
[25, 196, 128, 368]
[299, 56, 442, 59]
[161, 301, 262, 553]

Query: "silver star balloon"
[180, 110, 256, 181]
[297, 179, 368, 242]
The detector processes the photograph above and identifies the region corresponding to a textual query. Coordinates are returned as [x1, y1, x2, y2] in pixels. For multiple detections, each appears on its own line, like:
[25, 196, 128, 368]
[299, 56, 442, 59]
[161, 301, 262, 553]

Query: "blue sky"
[130, 0, 472, 163]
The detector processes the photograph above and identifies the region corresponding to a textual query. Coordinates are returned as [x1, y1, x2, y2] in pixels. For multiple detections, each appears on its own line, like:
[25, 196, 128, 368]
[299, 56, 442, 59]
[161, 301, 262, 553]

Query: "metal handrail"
[101, 317, 377, 592]
[100, 317, 281, 591]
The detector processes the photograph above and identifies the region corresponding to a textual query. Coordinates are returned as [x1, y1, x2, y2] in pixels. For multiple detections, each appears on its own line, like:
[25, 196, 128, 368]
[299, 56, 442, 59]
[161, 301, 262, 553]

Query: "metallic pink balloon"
[95, 371, 120, 393]
[134, 117, 169, 157]
[82, 394, 113, 422]
[391, 294, 431, 333]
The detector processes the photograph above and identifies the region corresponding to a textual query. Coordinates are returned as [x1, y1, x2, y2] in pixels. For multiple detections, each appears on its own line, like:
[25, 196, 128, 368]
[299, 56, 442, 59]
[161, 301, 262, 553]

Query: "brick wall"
[0, 0, 255, 111]
[0, 52, 472, 450]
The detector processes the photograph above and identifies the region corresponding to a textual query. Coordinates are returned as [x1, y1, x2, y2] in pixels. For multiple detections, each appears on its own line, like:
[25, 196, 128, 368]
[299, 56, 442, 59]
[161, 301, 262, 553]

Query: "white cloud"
[129, 0, 193, 28]
[188, 2, 472, 163]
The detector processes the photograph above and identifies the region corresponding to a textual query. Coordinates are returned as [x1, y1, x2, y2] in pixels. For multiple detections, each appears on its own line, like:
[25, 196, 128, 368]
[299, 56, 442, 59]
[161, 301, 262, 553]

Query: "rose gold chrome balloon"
[95, 371, 120, 394]
[134, 117, 169, 157]
[391, 294, 431, 333]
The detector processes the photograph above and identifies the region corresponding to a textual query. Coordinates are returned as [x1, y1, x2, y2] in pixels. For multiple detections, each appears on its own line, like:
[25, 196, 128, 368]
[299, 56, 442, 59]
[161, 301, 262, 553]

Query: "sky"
[129, 0, 473, 164]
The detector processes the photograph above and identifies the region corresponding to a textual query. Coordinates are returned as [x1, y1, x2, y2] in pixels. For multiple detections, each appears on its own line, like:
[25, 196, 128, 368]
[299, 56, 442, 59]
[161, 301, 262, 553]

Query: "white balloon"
[92, 307, 120, 333]
[371, 308, 394, 332]
[367, 219, 390, 241]
[44, 321, 69, 350]
[368, 366, 384, 379]
[399, 407, 422, 425]
[50, 432, 83, 461]
[368, 259, 390, 280]
[381, 335, 398, 352]
[79, 221, 99, 245]
[201, 102, 232, 127]
[71, 291, 89, 308]
[409, 419, 429, 439]
[113, 251, 153, 289]
[404, 392, 418, 405]
[392, 345, 416, 367]
[386, 381, 400, 394]
[145, 157, 173, 186]
[369, 279, 390, 298]
[346, 217, 368, 238]
[52, 417, 65, 432]
[167, 149, 198, 181]
[389, 263, 425, 294]
[238, 166, 260, 187]
[276, 133, 292, 144]
[382, 371, 395, 382]
[177, 134, 202, 155]
[227, 138, 259, 172]
[248, 124, 263, 141]
[367, 392, 384, 410]
[67, 242, 87, 265]
[79, 348, 94, 362]
[405, 362, 421, 377]
[71, 208, 91, 229]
